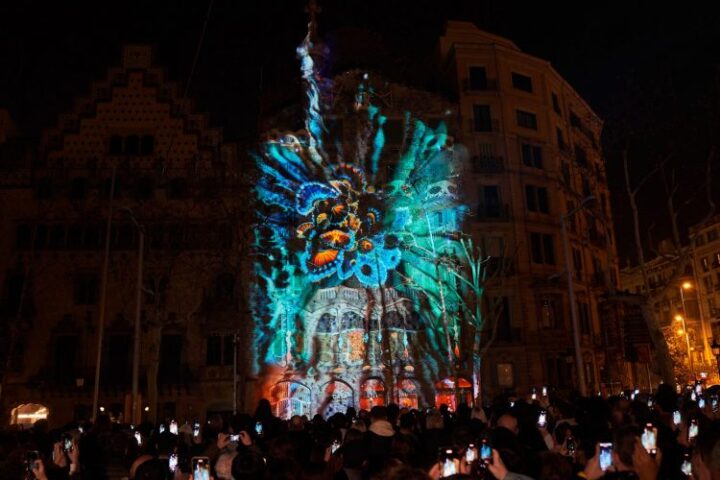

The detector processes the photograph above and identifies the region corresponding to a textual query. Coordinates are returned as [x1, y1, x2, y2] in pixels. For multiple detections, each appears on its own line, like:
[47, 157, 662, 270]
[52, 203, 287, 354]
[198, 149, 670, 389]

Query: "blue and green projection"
[252, 25, 469, 418]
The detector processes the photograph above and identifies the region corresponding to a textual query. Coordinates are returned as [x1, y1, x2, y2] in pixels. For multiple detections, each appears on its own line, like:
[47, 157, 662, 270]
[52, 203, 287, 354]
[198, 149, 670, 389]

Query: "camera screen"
[641, 426, 657, 453]
[689, 422, 699, 440]
[442, 458, 457, 477]
[168, 454, 178, 473]
[681, 459, 692, 475]
[465, 444, 477, 463]
[599, 443, 613, 471]
[193, 457, 210, 480]
[673, 411, 681, 425]
[255, 422, 264, 435]
[480, 442, 492, 461]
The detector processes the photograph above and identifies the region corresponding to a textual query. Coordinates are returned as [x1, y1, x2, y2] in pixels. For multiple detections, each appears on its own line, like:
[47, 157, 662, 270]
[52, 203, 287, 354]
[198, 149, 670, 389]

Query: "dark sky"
[2, 0, 720, 262]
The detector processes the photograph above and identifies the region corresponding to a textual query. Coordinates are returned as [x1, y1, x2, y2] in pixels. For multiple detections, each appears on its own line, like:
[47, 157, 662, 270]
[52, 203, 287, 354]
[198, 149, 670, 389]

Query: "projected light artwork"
[252, 18, 472, 418]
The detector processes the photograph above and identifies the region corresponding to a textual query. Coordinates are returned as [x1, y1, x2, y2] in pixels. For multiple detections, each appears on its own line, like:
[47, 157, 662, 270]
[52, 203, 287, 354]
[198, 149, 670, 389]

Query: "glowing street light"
[675, 314, 684, 322]
[682, 281, 693, 290]
[677, 328, 685, 335]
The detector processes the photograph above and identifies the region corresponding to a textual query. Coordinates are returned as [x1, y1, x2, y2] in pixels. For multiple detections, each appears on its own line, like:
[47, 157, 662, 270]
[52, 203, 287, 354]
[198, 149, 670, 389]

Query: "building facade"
[0, 46, 253, 427]
[438, 22, 620, 396]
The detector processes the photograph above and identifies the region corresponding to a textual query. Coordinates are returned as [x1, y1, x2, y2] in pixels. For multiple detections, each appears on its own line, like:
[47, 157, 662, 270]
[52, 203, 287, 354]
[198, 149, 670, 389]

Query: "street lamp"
[560, 195, 595, 397]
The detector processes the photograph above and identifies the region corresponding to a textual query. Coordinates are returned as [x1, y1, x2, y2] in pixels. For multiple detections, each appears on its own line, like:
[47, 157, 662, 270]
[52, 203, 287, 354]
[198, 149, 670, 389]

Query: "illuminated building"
[437, 22, 619, 396]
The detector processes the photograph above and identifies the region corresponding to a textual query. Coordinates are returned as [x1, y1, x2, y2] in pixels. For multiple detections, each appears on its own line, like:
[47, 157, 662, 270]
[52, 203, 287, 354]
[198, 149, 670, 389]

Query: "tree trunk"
[640, 303, 676, 384]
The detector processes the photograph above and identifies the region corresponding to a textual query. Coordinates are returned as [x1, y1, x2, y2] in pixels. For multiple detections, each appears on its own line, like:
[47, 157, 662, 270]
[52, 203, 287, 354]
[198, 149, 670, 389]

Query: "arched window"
[10, 403, 49, 426]
[397, 379, 419, 409]
[434, 377, 472, 411]
[321, 380, 354, 418]
[360, 378, 385, 411]
[270, 381, 311, 420]
[125, 135, 140, 155]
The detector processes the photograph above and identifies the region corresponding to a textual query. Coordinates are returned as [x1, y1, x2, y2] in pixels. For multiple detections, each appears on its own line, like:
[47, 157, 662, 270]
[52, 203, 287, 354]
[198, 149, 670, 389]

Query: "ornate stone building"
[0, 46, 253, 427]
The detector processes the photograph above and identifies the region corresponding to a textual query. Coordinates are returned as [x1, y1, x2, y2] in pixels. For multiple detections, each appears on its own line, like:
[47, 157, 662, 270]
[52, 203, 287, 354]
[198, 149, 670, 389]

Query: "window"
[68, 178, 88, 200]
[561, 163, 571, 185]
[521, 143, 543, 168]
[15, 224, 32, 250]
[575, 146, 588, 167]
[695, 234, 706, 247]
[556, 128, 566, 150]
[140, 135, 155, 155]
[530, 232, 555, 264]
[582, 177, 592, 197]
[516, 109, 537, 130]
[704, 275, 713, 291]
[702, 257, 710, 272]
[579, 302, 591, 334]
[496, 363, 514, 388]
[525, 185, 549, 213]
[573, 248, 583, 277]
[206, 335, 235, 366]
[570, 111, 581, 127]
[538, 296, 563, 329]
[125, 135, 140, 155]
[511, 72, 533, 92]
[48, 225, 66, 249]
[136, 177, 155, 200]
[495, 297, 518, 342]
[552, 93, 561, 113]
[4, 272, 25, 313]
[478, 185, 501, 218]
[74, 273, 98, 305]
[168, 178, 188, 199]
[473, 105, 493, 132]
[468, 66, 488, 90]
[708, 229, 719, 242]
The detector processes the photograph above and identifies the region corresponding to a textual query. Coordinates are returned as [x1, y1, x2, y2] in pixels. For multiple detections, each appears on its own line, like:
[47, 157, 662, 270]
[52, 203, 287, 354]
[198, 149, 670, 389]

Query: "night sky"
[2, 0, 720, 263]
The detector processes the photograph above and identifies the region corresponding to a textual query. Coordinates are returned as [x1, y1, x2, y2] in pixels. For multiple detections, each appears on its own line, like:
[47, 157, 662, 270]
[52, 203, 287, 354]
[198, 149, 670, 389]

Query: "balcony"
[472, 155, 504, 173]
[475, 204, 511, 222]
[463, 78, 499, 92]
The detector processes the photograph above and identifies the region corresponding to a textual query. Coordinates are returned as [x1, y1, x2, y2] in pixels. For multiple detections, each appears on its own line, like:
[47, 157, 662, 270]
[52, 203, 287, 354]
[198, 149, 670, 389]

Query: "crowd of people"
[1, 383, 719, 480]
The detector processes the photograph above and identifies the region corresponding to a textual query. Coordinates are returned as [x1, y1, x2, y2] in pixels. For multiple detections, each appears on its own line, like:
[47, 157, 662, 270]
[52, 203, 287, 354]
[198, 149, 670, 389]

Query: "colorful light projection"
[252, 24, 468, 417]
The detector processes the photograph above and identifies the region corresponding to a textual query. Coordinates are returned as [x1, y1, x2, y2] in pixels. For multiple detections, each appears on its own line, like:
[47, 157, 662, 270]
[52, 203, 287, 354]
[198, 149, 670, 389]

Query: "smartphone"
[542, 386, 548, 397]
[192, 456, 211, 480]
[168, 452, 178, 473]
[78, 426, 83, 434]
[599, 443, 613, 472]
[331, 439, 341, 454]
[691, 391, 697, 402]
[509, 401, 515, 408]
[681, 453, 692, 476]
[62, 433, 73, 452]
[647, 397, 654, 408]
[531, 388, 537, 401]
[695, 382, 703, 395]
[159, 423, 166, 434]
[169, 420, 178, 435]
[699, 396, 706, 409]
[673, 410, 682, 426]
[688, 418, 699, 443]
[440, 448, 457, 477]
[480, 439, 493, 465]
[229, 434, 240, 442]
[26, 450, 41, 473]
[134, 431, 142, 447]
[712, 395, 719, 413]
[537, 409, 547, 428]
[465, 443, 477, 463]
[255, 421, 264, 437]
[641, 424, 657, 455]
[193, 422, 201, 438]
[566, 436, 576, 455]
